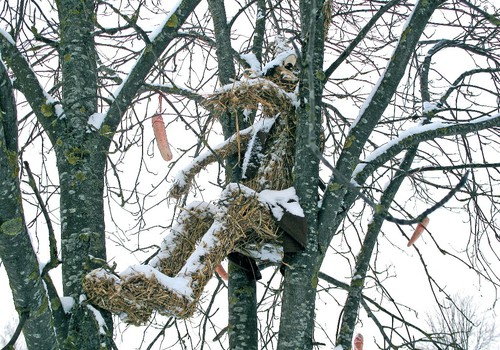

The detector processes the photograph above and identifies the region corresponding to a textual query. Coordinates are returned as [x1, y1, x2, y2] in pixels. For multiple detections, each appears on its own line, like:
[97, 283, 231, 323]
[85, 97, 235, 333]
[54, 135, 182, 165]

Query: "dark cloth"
[227, 252, 262, 281]
[277, 210, 308, 253]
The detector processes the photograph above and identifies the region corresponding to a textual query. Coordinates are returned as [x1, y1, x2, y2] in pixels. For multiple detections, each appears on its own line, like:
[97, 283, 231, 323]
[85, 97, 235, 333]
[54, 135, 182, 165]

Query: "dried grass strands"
[83, 268, 196, 324]
[155, 205, 215, 276]
[203, 79, 295, 118]
[169, 130, 254, 199]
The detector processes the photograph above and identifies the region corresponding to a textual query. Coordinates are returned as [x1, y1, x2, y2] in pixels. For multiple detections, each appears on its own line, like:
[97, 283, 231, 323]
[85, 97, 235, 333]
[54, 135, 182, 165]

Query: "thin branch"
[1, 310, 29, 350]
[23, 161, 60, 275]
[324, 0, 400, 79]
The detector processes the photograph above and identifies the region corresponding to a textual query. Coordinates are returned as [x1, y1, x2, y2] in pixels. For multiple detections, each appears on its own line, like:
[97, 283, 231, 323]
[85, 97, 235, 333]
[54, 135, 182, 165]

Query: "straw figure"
[83, 51, 308, 325]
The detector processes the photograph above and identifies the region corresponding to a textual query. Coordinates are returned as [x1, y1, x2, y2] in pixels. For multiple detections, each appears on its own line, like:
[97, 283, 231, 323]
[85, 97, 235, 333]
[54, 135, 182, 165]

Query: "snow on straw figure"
[152, 93, 173, 161]
[83, 52, 309, 324]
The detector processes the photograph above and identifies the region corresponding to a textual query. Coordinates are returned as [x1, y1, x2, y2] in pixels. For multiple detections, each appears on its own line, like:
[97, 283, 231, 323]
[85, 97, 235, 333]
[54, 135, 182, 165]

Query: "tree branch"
[324, 0, 400, 79]
[0, 32, 59, 143]
[1, 310, 29, 350]
[0, 56, 60, 349]
[352, 113, 500, 186]
[318, 0, 447, 247]
[101, 0, 201, 145]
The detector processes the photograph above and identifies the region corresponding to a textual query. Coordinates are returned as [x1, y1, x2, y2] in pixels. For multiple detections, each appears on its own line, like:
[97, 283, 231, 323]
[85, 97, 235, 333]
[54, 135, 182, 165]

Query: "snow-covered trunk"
[276, 0, 325, 348]
[0, 55, 60, 350]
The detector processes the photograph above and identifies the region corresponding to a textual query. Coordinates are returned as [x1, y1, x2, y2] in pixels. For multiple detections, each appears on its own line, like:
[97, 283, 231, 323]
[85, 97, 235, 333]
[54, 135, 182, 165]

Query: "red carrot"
[407, 216, 430, 247]
[215, 264, 228, 281]
[353, 333, 364, 350]
[152, 114, 173, 161]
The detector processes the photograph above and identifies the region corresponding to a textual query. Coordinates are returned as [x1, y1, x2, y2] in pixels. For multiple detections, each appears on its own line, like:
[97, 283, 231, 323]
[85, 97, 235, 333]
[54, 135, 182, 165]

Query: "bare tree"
[0, 0, 499, 349]
[425, 295, 499, 350]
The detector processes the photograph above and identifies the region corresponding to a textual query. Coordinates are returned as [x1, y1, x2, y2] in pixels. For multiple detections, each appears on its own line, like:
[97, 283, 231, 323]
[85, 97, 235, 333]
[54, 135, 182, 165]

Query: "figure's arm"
[169, 117, 276, 199]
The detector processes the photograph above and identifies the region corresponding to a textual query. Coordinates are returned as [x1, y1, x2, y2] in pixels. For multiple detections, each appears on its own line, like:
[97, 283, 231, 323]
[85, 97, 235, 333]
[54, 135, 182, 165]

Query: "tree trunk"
[1, 59, 60, 349]
[228, 261, 259, 350]
[206, 0, 262, 347]
[277, 0, 325, 347]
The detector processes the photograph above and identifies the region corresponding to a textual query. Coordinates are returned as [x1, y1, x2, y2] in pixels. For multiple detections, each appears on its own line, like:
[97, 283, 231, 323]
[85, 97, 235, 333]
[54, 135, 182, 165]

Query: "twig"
[316, 151, 469, 225]
[23, 161, 60, 274]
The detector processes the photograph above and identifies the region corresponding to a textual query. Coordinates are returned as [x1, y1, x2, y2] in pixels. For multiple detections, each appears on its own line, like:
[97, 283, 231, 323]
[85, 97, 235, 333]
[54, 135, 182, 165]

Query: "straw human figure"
[83, 51, 308, 324]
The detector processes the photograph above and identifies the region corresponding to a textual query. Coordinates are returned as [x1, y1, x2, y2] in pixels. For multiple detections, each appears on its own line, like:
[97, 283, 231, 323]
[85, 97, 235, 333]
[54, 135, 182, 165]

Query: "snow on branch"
[352, 113, 500, 181]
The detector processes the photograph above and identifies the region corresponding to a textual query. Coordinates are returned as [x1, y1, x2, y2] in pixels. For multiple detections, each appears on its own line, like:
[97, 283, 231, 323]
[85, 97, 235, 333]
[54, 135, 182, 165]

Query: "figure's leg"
[180, 188, 278, 302]
[152, 201, 216, 277]
[83, 189, 280, 322]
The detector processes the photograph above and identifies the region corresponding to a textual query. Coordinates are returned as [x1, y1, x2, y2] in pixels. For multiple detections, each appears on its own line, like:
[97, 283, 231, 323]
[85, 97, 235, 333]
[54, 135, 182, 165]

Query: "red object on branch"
[353, 333, 364, 350]
[215, 264, 228, 281]
[152, 94, 173, 161]
[407, 216, 430, 247]
[152, 114, 172, 161]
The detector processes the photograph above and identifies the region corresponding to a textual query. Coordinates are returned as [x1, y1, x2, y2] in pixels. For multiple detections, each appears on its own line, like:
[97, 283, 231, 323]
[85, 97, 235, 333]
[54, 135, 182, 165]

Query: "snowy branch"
[352, 113, 500, 183]
[101, 0, 201, 141]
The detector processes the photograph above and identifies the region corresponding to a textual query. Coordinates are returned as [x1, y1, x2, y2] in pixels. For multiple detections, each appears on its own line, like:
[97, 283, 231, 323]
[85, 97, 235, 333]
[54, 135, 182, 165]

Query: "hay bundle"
[84, 188, 282, 323]
[203, 79, 295, 118]
[83, 269, 195, 325]
[186, 188, 281, 297]
[84, 73, 302, 324]
[224, 188, 280, 245]
[155, 204, 216, 277]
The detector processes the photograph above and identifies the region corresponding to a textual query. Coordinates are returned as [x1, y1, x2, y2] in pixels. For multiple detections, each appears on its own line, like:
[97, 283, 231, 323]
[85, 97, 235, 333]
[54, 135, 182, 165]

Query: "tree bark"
[0, 59, 60, 350]
[277, 0, 325, 348]
[207, 0, 262, 346]
[228, 261, 259, 350]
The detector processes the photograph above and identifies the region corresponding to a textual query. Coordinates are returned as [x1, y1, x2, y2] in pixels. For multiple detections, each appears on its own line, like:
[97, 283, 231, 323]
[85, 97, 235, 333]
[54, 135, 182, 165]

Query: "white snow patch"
[258, 187, 304, 220]
[60, 296, 75, 313]
[242, 243, 283, 262]
[241, 53, 262, 75]
[86, 304, 108, 335]
[121, 265, 192, 297]
[470, 112, 500, 124]
[87, 112, 106, 130]
[241, 128, 264, 179]
[0, 28, 15, 45]
[423, 101, 440, 113]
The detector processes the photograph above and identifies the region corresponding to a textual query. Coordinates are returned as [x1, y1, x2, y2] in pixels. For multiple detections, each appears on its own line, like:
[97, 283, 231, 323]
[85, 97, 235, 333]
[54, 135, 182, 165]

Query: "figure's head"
[263, 52, 298, 92]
